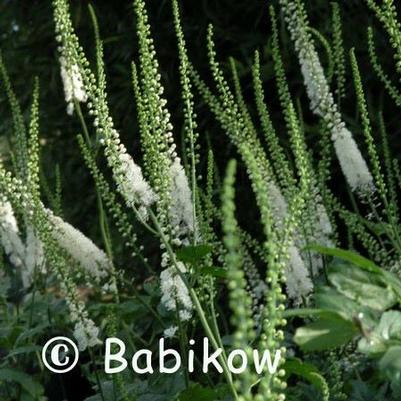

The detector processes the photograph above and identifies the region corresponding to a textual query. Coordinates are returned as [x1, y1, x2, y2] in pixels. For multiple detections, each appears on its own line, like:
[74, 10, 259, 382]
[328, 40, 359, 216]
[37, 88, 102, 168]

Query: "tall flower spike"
[172, 0, 199, 233]
[133, 1, 198, 326]
[239, 144, 287, 400]
[221, 160, 257, 396]
[132, 0, 180, 226]
[53, 0, 156, 220]
[0, 52, 28, 181]
[278, 0, 374, 194]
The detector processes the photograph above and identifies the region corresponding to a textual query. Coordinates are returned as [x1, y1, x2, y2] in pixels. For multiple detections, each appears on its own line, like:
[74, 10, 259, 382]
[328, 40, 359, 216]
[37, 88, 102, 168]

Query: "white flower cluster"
[332, 126, 375, 193]
[280, 0, 374, 194]
[285, 245, 314, 302]
[296, 186, 334, 276]
[163, 325, 178, 338]
[168, 158, 195, 240]
[73, 319, 101, 351]
[48, 212, 111, 282]
[315, 203, 333, 243]
[23, 226, 45, 288]
[69, 301, 101, 351]
[0, 201, 45, 287]
[160, 256, 192, 322]
[267, 181, 333, 303]
[267, 181, 288, 222]
[117, 152, 157, 221]
[59, 56, 88, 115]
[0, 200, 25, 267]
[285, 249, 311, 304]
[267, 181, 313, 302]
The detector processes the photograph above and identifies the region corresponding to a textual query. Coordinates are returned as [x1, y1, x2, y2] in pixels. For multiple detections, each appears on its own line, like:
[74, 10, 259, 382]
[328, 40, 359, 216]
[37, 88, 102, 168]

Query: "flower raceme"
[267, 181, 314, 302]
[160, 260, 193, 322]
[117, 152, 157, 221]
[54, 0, 158, 223]
[159, 158, 196, 331]
[332, 126, 375, 193]
[279, 0, 375, 194]
[168, 157, 196, 240]
[0, 200, 45, 287]
[0, 196, 112, 288]
[47, 211, 112, 283]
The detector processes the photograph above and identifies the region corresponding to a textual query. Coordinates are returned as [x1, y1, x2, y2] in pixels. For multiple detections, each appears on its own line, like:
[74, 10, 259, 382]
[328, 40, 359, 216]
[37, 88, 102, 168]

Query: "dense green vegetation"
[1, 1, 401, 400]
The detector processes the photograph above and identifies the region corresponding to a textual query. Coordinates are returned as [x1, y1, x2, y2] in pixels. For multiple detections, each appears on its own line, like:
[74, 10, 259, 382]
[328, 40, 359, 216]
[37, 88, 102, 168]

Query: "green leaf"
[315, 287, 361, 317]
[199, 266, 227, 278]
[378, 346, 401, 394]
[0, 368, 44, 397]
[307, 245, 380, 272]
[329, 264, 397, 311]
[294, 311, 358, 351]
[176, 245, 212, 264]
[358, 311, 401, 356]
[350, 380, 389, 401]
[284, 308, 344, 319]
[6, 345, 42, 359]
[315, 286, 379, 328]
[309, 245, 401, 299]
[15, 323, 50, 345]
[284, 358, 329, 400]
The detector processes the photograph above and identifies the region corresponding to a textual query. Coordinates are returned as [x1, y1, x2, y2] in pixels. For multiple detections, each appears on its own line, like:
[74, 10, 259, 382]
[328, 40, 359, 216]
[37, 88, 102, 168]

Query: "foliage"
[1, 1, 401, 401]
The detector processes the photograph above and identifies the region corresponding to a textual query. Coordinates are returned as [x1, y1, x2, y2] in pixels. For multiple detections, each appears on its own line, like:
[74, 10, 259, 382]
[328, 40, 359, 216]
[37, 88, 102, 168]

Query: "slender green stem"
[75, 101, 91, 146]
